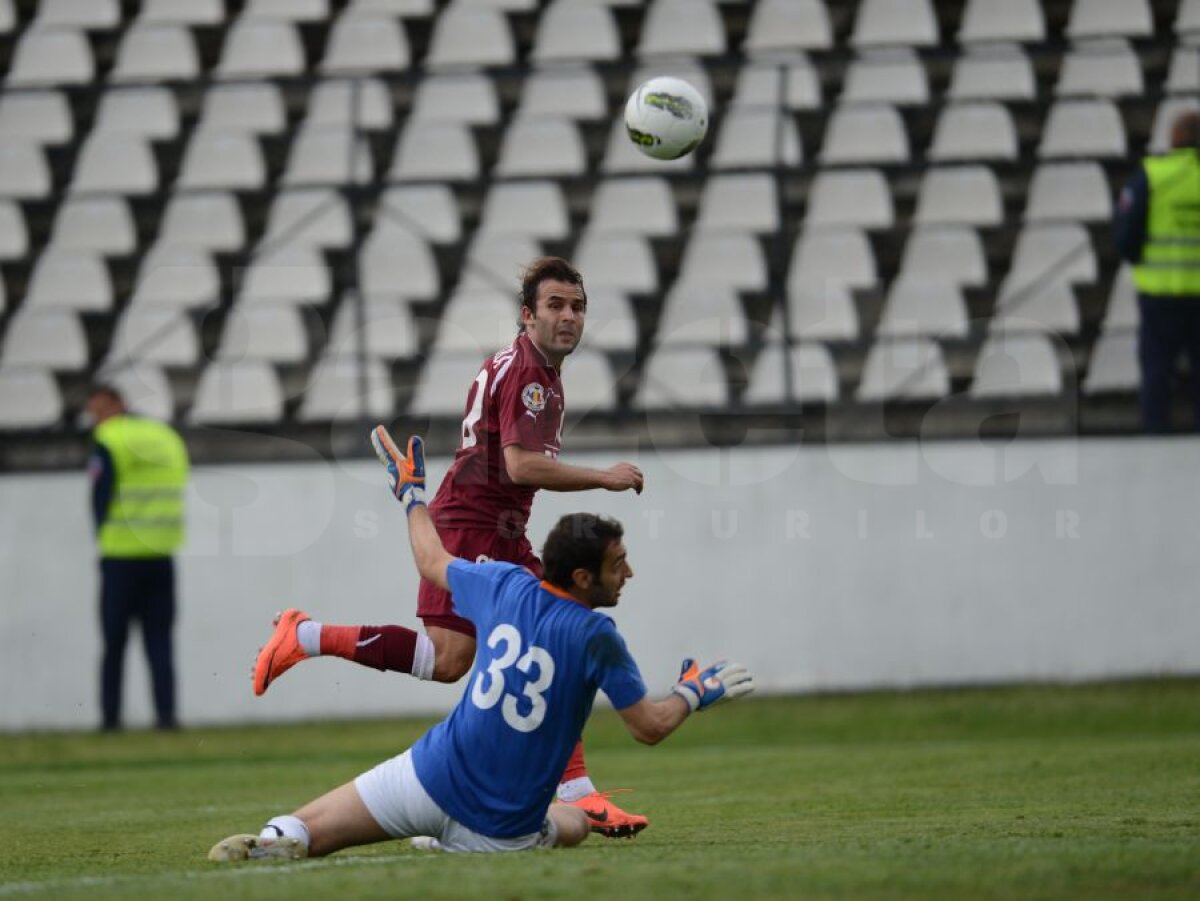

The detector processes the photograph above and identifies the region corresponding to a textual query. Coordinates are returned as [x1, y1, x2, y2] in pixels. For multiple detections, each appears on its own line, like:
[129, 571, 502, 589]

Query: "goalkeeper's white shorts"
[354, 750, 557, 853]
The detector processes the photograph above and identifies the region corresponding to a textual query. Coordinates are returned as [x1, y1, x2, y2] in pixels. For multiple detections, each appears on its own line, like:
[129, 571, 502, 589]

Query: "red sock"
[559, 740, 588, 783]
[320, 624, 420, 673]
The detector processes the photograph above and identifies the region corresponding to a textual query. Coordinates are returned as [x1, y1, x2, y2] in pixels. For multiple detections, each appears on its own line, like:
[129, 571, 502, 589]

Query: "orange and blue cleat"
[253, 609, 310, 697]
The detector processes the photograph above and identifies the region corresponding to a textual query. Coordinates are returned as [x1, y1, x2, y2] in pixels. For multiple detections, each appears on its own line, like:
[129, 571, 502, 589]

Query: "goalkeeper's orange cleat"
[566, 790, 649, 838]
[253, 609, 310, 697]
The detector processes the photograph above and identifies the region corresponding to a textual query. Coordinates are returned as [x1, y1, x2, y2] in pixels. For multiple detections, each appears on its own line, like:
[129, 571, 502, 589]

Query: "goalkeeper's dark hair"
[519, 256, 586, 315]
[542, 513, 624, 590]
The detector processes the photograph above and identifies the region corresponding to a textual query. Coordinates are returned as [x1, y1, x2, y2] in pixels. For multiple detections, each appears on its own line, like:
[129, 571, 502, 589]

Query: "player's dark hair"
[542, 513, 624, 591]
[519, 256, 586, 315]
[87, 383, 124, 405]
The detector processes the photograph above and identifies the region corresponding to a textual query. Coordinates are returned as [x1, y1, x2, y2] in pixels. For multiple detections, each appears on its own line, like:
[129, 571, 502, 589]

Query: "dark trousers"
[1137, 294, 1200, 433]
[100, 557, 177, 729]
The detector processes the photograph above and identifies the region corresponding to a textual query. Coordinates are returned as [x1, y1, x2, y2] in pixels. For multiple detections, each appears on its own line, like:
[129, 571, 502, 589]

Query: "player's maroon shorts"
[418, 526, 544, 638]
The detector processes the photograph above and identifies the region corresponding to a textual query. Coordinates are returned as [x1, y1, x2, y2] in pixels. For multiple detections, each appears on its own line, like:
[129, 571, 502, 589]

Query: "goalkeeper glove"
[672, 658, 755, 713]
[370, 426, 426, 515]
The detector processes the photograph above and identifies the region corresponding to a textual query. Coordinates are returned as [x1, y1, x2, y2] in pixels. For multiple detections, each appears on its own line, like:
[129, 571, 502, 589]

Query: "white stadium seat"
[263, 189, 353, 249]
[105, 309, 199, 368]
[914, 166, 1003, 227]
[110, 24, 200, 83]
[425, 6, 514, 70]
[1066, 0, 1152, 39]
[243, 0, 330, 20]
[851, 0, 938, 47]
[1165, 46, 1200, 94]
[0, 367, 62, 429]
[1055, 40, 1143, 97]
[478, 181, 570, 240]
[0, 200, 27, 260]
[238, 244, 331, 306]
[434, 290, 522, 355]
[788, 228, 877, 290]
[216, 18, 305, 79]
[948, 45, 1036, 101]
[634, 346, 728, 409]
[991, 278, 1080, 336]
[411, 74, 499, 124]
[695, 173, 779, 233]
[24, 248, 112, 311]
[928, 103, 1018, 161]
[574, 232, 658, 294]
[1, 309, 88, 370]
[782, 280, 859, 341]
[876, 278, 969, 340]
[305, 78, 393, 130]
[189, 361, 284, 425]
[199, 83, 286, 134]
[321, 12, 411, 73]
[899, 227, 987, 286]
[1038, 100, 1127, 158]
[819, 105, 908, 164]
[1023, 162, 1112, 223]
[282, 127, 374, 186]
[970, 333, 1063, 398]
[678, 231, 768, 292]
[841, 49, 929, 106]
[1083, 332, 1138, 393]
[94, 87, 178, 139]
[389, 121, 480, 181]
[745, 342, 839, 405]
[637, 0, 726, 58]
[743, 0, 833, 52]
[958, 0, 1045, 43]
[518, 67, 609, 121]
[711, 109, 803, 169]
[410, 351, 483, 416]
[655, 280, 748, 347]
[70, 134, 157, 195]
[35, 0, 120, 29]
[359, 230, 440, 300]
[50, 197, 137, 255]
[130, 244, 220, 310]
[1101, 265, 1138, 333]
[297, 355, 394, 422]
[857, 338, 949, 401]
[1007, 223, 1097, 286]
[7, 28, 92, 86]
[176, 131, 266, 191]
[559, 349, 617, 413]
[494, 118, 586, 177]
[532, 1, 620, 63]
[732, 55, 823, 111]
[577, 287, 637, 351]
[327, 293, 418, 360]
[0, 90, 72, 144]
[217, 306, 309, 364]
[0, 140, 50, 198]
[589, 177, 678, 237]
[139, 0, 224, 25]
[159, 192, 245, 253]
[1178, 0, 1200, 34]
[457, 233, 541, 293]
[376, 185, 462, 244]
[806, 169, 894, 230]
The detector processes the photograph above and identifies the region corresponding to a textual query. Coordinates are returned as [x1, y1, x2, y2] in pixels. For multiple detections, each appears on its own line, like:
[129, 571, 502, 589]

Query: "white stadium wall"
[1, 436, 1197, 731]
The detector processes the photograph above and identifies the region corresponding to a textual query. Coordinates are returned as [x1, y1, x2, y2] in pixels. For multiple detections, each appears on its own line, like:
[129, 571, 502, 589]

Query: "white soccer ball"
[623, 76, 709, 161]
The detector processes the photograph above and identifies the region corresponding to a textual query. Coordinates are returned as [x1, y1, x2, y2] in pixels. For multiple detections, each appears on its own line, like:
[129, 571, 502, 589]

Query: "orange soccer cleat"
[566, 790, 649, 839]
[253, 609, 310, 697]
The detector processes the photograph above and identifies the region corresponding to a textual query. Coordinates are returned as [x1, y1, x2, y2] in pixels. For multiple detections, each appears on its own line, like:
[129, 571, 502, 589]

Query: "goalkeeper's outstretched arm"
[407, 504, 454, 592]
[617, 659, 756, 745]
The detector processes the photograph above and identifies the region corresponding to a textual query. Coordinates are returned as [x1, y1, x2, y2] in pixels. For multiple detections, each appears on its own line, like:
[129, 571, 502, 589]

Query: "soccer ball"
[624, 76, 709, 161]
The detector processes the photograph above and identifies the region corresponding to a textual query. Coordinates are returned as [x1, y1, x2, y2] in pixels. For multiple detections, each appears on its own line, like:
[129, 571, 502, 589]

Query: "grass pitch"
[1, 680, 1198, 900]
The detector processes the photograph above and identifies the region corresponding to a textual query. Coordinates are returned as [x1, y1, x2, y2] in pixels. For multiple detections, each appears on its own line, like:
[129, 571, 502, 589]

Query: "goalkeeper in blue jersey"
[209, 427, 754, 860]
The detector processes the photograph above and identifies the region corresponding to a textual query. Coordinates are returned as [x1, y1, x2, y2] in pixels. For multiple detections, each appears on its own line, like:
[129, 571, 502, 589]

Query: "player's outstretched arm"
[370, 426, 454, 591]
[503, 445, 644, 494]
[617, 659, 755, 745]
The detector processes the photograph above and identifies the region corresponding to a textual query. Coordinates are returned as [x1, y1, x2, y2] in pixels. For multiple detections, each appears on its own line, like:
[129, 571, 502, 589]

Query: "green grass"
[2, 681, 1199, 900]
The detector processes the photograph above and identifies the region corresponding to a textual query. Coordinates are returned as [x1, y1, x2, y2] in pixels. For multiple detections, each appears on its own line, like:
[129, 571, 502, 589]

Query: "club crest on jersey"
[522, 382, 547, 413]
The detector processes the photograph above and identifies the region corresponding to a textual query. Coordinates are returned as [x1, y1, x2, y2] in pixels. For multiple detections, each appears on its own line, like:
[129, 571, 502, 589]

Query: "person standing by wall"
[1114, 110, 1200, 433]
[86, 385, 190, 731]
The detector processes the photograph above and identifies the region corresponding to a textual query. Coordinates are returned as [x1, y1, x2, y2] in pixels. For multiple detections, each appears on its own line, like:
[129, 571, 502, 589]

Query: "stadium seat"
[947, 45, 1036, 101]
[928, 103, 1018, 161]
[806, 169, 894, 230]
[899, 227, 987, 286]
[1149, 97, 1200, 152]
[818, 105, 908, 164]
[601, 115, 696, 174]
[655, 280, 748, 346]
[732, 55, 822, 111]
[159, 192, 245, 253]
[1178, 0, 1200, 34]
[94, 87, 178, 139]
[105, 308, 199, 367]
[50, 196, 137, 255]
[743, 0, 833, 52]
[189, 361, 284, 425]
[411, 351, 486, 416]
[1083, 331, 1138, 393]
[139, 0, 224, 25]
[110, 24, 200, 83]
[282, 127, 374, 186]
[103, 364, 174, 422]
[856, 338, 949, 401]
[457, 233, 542, 293]
[1023, 162, 1112, 222]
[851, 0, 938, 48]
[129, 244, 220, 310]
[35, 0, 121, 29]
[216, 19, 305, 79]
[577, 287, 637, 351]
[238, 244, 331, 306]
[1101, 265, 1137, 332]
[1038, 100, 1127, 158]
[913, 165, 1003, 227]
[518, 67, 609, 121]
[1066, 0, 1153, 39]
[376, 184, 461, 244]
[425, 6, 514, 70]
[788, 228, 877, 290]
[244, 0, 330, 20]
[306, 78, 393, 130]
[841, 49, 929, 106]
[782, 280, 859, 340]
[0, 140, 50, 198]
[478, 181, 570, 240]
[637, 0, 726, 57]
[0, 200, 27, 260]
[1165, 46, 1200, 94]
[876, 278, 969, 339]
[494, 118, 586, 177]
[389, 121, 480, 181]
[297, 355, 394, 422]
[263, 189, 353, 249]
[24, 248, 112, 311]
[531, 1, 620, 63]
[969, 333, 1063, 398]
[744, 342, 839, 405]
[711, 108, 803, 168]
[958, 0, 1045, 43]
[678, 232, 767, 292]
[359, 229, 439, 300]
[70, 134, 157, 195]
[1055, 39, 1143, 97]
[0, 368, 62, 429]
[176, 131, 266, 190]
[633, 346, 728, 409]
[0, 90, 72, 143]
[695, 173, 778, 233]
[321, 12, 411, 72]
[1008, 223, 1097, 286]
[558, 348, 617, 413]
[7, 28, 93, 87]
[347, 0, 434, 14]
[434, 290, 522, 354]
[991, 278, 1080, 336]
[217, 306, 309, 364]
[574, 232, 658, 294]
[0, 0, 12, 31]
[326, 293, 418, 359]
[1, 309, 88, 370]
[411, 73, 499, 124]
[588, 177, 678, 236]
[199, 83, 286, 134]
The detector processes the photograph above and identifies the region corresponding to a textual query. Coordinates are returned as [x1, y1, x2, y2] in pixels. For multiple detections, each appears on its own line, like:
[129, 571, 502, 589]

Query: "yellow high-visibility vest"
[94, 415, 189, 558]
[1133, 148, 1200, 296]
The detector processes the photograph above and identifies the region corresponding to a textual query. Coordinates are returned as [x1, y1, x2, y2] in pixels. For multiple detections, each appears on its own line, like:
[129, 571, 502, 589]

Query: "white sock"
[556, 776, 596, 802]
[296, 621, 321, 657]
[261, 815, 310, 848]
[412, 634, 436, 681]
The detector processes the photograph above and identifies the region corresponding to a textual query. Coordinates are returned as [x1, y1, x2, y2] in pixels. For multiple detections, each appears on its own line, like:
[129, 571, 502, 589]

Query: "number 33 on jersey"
[471, 624, 556, 733]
